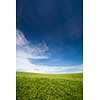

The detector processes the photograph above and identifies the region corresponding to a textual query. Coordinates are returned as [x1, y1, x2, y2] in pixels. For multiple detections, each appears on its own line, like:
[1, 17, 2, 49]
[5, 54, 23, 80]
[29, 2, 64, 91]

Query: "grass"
[16, 72, 83, 100]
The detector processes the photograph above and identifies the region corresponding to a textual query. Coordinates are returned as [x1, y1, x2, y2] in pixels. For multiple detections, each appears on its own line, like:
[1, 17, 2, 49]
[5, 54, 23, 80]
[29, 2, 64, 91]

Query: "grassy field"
[16, 72, 83, 100]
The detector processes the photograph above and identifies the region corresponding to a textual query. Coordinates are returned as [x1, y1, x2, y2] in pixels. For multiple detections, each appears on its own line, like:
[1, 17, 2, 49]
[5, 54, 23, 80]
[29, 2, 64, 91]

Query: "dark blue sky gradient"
[16, 0, 83, 66]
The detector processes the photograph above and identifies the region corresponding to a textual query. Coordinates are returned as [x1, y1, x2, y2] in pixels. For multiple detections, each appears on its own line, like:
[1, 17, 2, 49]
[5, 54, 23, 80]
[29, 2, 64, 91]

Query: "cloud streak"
[16, 29, 83, 74]
[16, 29, 49, 59]
[16, 57, 83, 74]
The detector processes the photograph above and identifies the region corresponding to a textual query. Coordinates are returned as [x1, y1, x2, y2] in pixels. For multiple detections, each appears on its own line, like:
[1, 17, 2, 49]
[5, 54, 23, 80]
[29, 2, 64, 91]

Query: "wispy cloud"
[16, 30, 29, 46]
[16, 29, 49, 59]
[16, 29, 83, 74]
[16, 29, 49, 73]
[16, 57, 83, 74]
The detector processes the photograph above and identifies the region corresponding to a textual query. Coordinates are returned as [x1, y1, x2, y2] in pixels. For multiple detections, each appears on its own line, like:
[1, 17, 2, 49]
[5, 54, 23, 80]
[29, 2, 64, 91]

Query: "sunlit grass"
[16, 72, 83, 100]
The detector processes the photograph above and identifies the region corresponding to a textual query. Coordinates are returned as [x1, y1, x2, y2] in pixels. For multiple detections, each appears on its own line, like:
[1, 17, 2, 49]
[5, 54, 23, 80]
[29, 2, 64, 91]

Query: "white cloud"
[16, 29, 49, 59]
[16, 30, 29, 46]
[16, 57, 83, 74]
[16, 29, 83, 74]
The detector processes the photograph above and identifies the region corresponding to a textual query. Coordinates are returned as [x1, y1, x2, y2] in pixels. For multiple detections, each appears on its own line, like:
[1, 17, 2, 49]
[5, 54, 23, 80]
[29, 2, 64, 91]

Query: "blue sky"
[16, 0, 83, 73]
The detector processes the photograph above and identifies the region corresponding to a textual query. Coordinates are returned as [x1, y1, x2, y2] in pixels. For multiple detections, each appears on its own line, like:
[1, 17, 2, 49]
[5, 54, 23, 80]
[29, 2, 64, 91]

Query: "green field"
[16, 72, 83, 100]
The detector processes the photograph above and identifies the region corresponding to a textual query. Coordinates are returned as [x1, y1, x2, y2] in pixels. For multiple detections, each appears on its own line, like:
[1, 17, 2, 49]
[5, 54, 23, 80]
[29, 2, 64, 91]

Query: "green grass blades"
[16, 72, 83, 100]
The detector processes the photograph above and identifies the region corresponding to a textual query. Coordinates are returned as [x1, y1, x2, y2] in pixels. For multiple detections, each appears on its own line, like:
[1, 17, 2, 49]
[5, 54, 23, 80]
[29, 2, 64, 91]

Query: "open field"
[16, 72, 83, 100]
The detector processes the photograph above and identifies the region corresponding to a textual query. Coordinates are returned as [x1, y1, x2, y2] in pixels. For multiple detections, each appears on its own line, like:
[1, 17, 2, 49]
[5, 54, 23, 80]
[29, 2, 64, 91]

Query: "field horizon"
[16, 71, 83, 74]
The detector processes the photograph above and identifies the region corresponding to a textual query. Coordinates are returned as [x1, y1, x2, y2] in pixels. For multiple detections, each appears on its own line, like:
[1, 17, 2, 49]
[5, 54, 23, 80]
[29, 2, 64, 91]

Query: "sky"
[16, 0, 83, 74]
